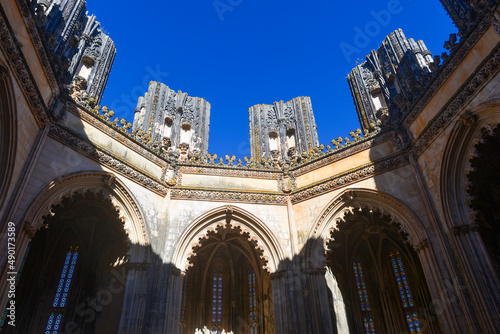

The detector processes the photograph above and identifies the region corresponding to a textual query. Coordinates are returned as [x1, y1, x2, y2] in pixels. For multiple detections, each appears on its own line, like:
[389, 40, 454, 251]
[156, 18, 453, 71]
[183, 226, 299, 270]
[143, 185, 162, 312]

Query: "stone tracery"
[309, 188, 427, 253]
[173, 206, 285, 274]
[21, 171, 150, 251]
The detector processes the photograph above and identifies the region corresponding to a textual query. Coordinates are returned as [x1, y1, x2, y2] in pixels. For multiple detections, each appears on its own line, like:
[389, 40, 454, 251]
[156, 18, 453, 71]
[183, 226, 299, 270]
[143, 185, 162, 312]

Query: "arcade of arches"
[0, 0, 500, 333]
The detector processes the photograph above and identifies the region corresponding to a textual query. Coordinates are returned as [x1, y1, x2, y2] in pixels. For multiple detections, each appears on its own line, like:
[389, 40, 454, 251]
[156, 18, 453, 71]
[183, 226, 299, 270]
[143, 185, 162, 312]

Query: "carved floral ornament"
[73, 95, 380, 171]
[172, 206, 285, 274]
[21, 171, 149, 248]
[308, 189, 428, 255]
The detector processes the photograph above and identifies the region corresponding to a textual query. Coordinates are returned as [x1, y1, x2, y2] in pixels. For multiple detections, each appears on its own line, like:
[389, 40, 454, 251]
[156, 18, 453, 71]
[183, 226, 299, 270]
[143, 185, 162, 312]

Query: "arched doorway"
[182, 224, 272, 334]
[467, 124, 500, 277]
[173, 206, 285, 334]
[440, 105, 500, 331]
[0, 171, 150, 333]
[308, 189, 441, 333]
[326, 208, 437, 333]
[5, 190, 129, 334]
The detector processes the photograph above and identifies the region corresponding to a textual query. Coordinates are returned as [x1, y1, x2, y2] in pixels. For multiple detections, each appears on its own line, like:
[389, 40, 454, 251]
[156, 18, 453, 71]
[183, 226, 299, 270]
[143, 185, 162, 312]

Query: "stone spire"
[249, 97, 319, 162]
[132, 82, 211, 160]
[31, 0, 116, 105]
[347, 29, 434, 132]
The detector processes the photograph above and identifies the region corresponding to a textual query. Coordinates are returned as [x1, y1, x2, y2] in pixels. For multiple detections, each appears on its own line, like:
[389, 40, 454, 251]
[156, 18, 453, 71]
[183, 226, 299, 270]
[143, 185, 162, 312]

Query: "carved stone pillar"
[164, 268, 184, 334]
[118, 262, 149, 333]
[271, 265, 333, 334]
[451, 224, 500, 332]
[307, 267, 335, 333]
[270, 270, 289, 334]
[413, 238, 463, 334]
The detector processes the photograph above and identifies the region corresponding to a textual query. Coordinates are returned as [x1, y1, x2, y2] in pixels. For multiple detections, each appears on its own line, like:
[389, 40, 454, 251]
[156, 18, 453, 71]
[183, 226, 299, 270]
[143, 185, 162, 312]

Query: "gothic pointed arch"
[308, 189, 438, 333]
[172, 206, 285, 273]
[441, 99, 500, 231]
[174, 206, 280, 334]
[0, 63, 17, 205]
[21, 170, 150, 259]
[4, 171, 151, 333]
[308, 188, 428, 258]
[440, 100, 500, 332]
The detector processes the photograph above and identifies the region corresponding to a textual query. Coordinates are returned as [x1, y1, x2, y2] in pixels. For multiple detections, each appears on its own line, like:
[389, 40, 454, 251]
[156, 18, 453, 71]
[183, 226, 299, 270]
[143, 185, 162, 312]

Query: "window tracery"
[211, 265, 223, 334]
[248, 269, 257, 334]
[390, 250, 421, 333]
[45, 246, 79, 334]
[327, 208, 437, 333]
[352, 257, 375, 334]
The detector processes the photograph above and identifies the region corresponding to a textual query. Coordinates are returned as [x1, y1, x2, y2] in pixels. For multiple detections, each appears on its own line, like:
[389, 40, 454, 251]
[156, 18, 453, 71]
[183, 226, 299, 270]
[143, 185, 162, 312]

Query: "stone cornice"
[403, 14, 495, 128]
[172, 152, 409, 205]
[290, 153, 409, 204]
[411, 44, 500, 157]
[69, 102, 168, 168]
[48, 123, 168, 196]
[292, 131, 393, 177]
[14, 0, 59, 99]
[52, 107, 412, 205]
[0, 4, 49, 127]
[178, 165, 281, 179]
[170, 188, 288, 205]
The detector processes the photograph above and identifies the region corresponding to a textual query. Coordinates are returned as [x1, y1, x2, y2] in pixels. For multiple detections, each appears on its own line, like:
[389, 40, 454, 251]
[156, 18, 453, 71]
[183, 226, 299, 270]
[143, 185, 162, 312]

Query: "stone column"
[413, 239, 465, 334]
[307, 267, 335, 333]
[118, 262, 149, 333]
[270, 270, 289, 334]
[172, 108, 182, 149]
[164, 268, 184, 333]
[451, 224, 500, 332]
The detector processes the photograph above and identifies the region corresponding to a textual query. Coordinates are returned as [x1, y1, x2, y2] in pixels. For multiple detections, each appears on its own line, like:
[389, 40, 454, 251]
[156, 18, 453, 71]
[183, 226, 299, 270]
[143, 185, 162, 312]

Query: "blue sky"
[88, 0, 456, 158]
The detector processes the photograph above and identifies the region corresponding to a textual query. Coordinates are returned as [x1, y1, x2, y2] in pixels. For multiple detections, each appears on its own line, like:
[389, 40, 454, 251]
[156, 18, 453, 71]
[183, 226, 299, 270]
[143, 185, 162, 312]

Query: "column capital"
[415, 238, 429, 253]
[22, 221, 36, 238]
[308, 267, 327, 276]
[270, 270, 285, 280]
[171, 267, 182, 277]
[126, 262, 149, 270]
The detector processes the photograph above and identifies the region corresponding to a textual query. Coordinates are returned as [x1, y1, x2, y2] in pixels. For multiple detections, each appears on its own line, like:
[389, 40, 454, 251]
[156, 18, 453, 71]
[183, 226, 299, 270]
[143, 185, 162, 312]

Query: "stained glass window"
[390, 250, 421, 334]
[45, 246, 79, 334]
[248, 269, 258, 334]
[353, 257, 375, 333]
[211, 265, 223, 334]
